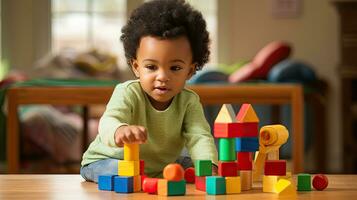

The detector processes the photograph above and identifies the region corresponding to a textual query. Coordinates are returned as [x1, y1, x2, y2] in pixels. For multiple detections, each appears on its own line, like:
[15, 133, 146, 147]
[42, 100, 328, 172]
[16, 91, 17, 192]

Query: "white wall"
[218, 0, 341, 172]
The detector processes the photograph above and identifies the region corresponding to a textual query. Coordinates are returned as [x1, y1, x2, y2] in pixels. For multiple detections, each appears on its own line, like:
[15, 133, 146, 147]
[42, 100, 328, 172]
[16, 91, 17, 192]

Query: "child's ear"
[186, 63, 196, 80]
[131, 59, 140, 78]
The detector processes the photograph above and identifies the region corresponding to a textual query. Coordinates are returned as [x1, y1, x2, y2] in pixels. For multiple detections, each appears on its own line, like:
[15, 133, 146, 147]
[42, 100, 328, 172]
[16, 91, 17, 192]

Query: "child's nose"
[156, 70, 170, 82]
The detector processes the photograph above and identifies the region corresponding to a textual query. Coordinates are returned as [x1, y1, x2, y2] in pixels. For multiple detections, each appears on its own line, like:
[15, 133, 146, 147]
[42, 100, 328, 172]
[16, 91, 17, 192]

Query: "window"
[51, 0, 127, 67]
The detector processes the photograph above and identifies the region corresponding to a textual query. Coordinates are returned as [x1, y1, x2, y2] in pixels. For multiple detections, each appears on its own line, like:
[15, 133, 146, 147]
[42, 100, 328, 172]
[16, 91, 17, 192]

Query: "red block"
[143, 178, 159, 194]
[237, 152, 253, 170]
[214, 123, 240, 138]
[313, 174, 328, 191]
[184, 167, 195, 183]
[264, 160, 286, 176]
[236, 122, 259, 137]
[140, 160, 145, 175]
[218, 161, 238, 177]
[195, 176, 206, 191]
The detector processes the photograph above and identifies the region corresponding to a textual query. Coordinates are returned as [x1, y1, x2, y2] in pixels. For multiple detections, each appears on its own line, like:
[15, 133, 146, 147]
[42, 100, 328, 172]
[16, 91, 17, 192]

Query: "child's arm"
[183, 95, 219, 166]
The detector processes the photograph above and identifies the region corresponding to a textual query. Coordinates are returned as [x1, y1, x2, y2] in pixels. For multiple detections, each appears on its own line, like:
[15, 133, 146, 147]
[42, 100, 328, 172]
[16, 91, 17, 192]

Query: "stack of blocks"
[98, 143, 145, 193]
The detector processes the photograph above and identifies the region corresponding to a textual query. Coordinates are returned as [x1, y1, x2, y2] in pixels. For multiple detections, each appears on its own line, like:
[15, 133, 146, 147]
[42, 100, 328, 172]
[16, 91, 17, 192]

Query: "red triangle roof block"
[236, 104, 259, 123]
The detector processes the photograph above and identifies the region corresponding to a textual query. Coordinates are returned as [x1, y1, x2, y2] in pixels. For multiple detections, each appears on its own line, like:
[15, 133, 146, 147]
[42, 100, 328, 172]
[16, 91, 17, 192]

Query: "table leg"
[291, 86, 304, 173]
[7, 92, 19, 173]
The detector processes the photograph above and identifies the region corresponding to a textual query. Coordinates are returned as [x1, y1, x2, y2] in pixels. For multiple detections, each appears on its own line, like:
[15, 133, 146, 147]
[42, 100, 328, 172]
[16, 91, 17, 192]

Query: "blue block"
[235, 137, 259, 152]
[206, 176, 226, 195]
[98, 175, 116, 191]
[114, 176, 133, 193]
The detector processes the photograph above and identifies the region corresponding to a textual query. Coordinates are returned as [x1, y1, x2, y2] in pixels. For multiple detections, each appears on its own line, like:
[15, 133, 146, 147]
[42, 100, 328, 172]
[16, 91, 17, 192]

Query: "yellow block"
[133, 175, 141, 192]
[274, 179, 297, 196]
[225, 177, 241, 194]
[279, 172, 292, 182]
[158, 179, 168, 196]
[118, 160, 140, 176]
[263, 175, 278, 193]
[215, 104, 236, 123]
[124, 143, 139, 161]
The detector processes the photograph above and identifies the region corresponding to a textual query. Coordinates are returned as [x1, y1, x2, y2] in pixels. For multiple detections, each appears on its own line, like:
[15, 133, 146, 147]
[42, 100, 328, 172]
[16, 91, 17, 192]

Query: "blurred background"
[0, 0, 355, 174]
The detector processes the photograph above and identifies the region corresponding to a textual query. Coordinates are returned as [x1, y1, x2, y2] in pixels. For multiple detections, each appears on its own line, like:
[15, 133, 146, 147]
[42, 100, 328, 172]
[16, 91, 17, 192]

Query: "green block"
[219, 138, 236, 161]
[206, 176, 226, 195]
[167, 180, 186, 196]
[195, 160, 212, 176]
[297, 173, 311, 191]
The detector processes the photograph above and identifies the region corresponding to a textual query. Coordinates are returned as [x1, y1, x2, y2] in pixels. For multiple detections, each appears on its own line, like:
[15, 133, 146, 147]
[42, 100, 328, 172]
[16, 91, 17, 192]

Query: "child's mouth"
[154, 86, 170, 94]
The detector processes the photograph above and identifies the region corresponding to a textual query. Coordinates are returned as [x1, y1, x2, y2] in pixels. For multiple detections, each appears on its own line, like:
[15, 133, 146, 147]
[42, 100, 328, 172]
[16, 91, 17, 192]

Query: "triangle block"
[215, 104, 236, 123]
[274, 179, 297, 196]
[236, 104, 259, 122]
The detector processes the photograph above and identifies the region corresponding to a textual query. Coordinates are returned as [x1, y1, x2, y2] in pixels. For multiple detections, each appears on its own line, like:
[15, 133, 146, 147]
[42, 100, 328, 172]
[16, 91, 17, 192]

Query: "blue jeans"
[80, 156, 194, 183]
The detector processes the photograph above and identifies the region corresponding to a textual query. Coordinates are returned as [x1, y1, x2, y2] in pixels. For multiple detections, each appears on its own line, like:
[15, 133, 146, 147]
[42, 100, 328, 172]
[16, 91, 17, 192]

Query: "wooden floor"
[0, 175, 356, 199]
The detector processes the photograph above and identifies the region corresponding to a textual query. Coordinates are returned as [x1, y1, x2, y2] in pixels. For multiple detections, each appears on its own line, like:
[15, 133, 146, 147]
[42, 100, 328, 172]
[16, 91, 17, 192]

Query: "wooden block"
[264, 160, 286, 176]
[280, 171, 292, 181]
[263, 175, 278, 193]
[195, 160, 212, 176]
[158, 179, 186, 196]
[312, 174, 328, 191]
[219, 138, 236, 161]
[133, 175, 141, 192]
[163, 163, 184, 181]
[140, 160, 145, 175]
[184, 167, 195, 183]
[297, 173, 311, 191]
[236, 122, 259, 137]
[253, 151, 266, 181]
[142, 178, 159, 194]
[267, 149, 279, 160]
[118, 160, 140, 176]
[206, 176, 226, 195]
[141, 174, 147, 191]
[259, 125, 289, 147]
[225, 176, 241, 194]
[195, 176, 206, 191]
[237, 152, 253, 170]
[236, 103, 259, 123]
[218, 161, 238, 177]
[114, 176, 133, 193]
[215, 104, 236, 123]
[274, 179, 297, 196]
[98, 175, 116, 191]
[235, 137, 259, 152]
[214, 123, 240, 138]
[240, 170, 252, 191]
[124, 143, 139, 161]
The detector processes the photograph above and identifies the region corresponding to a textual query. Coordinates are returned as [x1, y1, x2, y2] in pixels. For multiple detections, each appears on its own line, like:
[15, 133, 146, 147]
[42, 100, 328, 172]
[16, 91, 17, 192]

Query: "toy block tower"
[235, 104, 259, 191]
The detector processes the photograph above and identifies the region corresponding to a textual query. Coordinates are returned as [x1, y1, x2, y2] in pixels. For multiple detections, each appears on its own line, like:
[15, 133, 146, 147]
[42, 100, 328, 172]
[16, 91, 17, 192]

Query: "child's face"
[132, 36, 195, 110]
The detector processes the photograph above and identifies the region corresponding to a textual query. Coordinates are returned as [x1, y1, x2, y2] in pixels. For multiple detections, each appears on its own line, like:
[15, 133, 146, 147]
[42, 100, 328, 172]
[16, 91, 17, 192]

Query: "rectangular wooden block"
[218, 161, 238, 177]
[140, 160, 145, 175]
[158, 179, 186, 196]
[206, 176, 226, 195]
[124, 143, 139, 161]
[236, 122, 259, 137]
[98, 175, 116, 191]
[214, 123, 240, 138]
[263, 175, 278, 193]
[219, 138, 236, 161]
[297, 173, 311, 191]
[114, 176, 133, 193]
[195, 160, 212, 176]
[118, 160, 140, 176]
[240, 170, 252, 191]
[225, 176, 241, 194]
[264, 160, 286, 176]
[195, 176, 206, 191]
[237, 152, 253, 170]
[235, 137, 259, 152]
[133, 175, 141, 192]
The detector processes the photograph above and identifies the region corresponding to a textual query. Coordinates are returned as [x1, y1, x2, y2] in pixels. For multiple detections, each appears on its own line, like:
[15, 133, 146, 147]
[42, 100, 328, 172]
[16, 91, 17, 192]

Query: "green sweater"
[81, 80, 218, 177]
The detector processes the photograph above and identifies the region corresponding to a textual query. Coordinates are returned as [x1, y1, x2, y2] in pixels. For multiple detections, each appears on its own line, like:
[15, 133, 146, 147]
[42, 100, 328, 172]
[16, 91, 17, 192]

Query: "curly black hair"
[120, 0, 210, 71]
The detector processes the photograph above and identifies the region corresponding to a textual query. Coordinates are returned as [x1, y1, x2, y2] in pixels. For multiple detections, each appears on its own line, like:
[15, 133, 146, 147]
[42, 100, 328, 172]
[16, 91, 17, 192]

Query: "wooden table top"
[0, 175, 356, 199]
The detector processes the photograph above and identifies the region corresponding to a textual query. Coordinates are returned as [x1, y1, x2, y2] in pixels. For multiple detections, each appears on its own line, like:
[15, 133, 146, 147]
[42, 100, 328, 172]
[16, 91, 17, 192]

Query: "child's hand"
[114, 125, 147, 147]
[212, 164, 218, 176]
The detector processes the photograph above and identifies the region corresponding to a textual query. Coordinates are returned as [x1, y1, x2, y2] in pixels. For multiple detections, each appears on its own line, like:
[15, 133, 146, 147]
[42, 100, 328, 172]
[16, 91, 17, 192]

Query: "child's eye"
[145, 65, 157, 71]
[171, 66, 182, 71]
